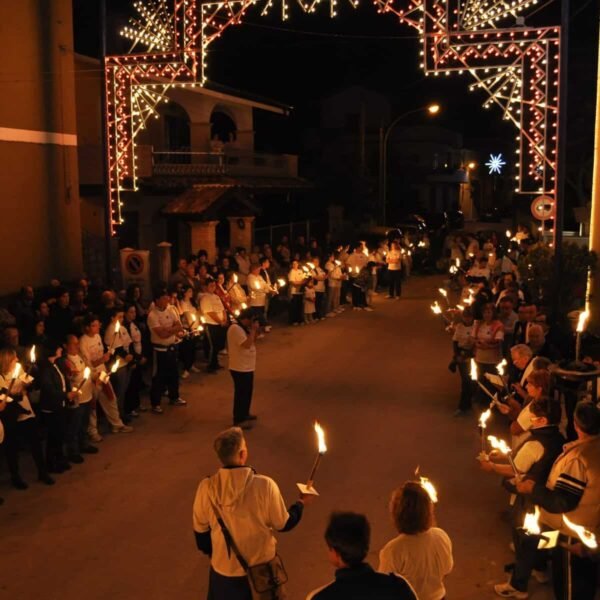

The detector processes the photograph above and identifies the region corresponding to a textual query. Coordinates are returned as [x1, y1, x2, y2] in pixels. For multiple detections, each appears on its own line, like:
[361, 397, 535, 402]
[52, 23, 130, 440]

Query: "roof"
[162, 184, 261, 217]
[200, 82, 293, 115]
[146, 175, 313, 193]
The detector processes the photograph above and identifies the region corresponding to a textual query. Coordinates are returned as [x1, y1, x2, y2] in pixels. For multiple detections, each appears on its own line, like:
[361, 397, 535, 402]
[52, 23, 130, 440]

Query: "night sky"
[73, 1, 599, 166]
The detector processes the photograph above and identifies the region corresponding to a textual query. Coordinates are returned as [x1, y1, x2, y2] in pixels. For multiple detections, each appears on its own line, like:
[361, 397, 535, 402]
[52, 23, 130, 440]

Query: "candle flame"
[234, 309, 240, 317]
[479, 409, 492, 429]
[419, 476, 438, 503]
[200, 316, 206, 323]
[277, 278, 286, 287]
[487, 435, 511, 455]
[418, 241, 426, 248]
[302, 266, 309, 272]
[456, 304, 465, 311]
[506, 230, 512, 238]
[496, 358, 507, 376]
[241, 303, 247, 310]
[334, 260, 341, 266]
[115, 321, 121, 333]
[470, 359, 478, 381]
[29, 345, 36, 363]
[233, 273, 238, 283]
[577, 311, 590, 333]
[307, 262, 316, 269]
[314, 421, 327, 454]
[111, 359, 120, 374]
[191, 313, 197, 322]
[12, 362, 22, 379]
[456, 258, 461, 267]
[562, 515, 598, 549]
[449, 265, 458, 274]
[83, 366, 91, 380]
[438, 288, 448, 298]
[430, 302, 442, 315]
[523, 506, 541, 535]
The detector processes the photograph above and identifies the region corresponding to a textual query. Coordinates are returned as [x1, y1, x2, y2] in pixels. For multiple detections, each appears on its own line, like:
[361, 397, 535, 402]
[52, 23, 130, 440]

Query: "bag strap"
[208, 494, 250, 572]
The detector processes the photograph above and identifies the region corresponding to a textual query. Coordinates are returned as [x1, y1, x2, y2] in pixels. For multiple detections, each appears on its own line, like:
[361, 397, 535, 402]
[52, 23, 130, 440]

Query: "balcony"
[136, 145, 298, 180]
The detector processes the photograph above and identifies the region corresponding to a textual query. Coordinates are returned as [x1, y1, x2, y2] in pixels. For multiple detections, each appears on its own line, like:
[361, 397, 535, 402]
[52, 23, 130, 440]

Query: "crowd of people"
[439, 229, 600, 599]
[0, 233, 416, 501]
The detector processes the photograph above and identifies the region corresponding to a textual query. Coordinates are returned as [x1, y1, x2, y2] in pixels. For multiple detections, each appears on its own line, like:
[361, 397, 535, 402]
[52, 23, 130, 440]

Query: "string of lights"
[104, 0, 561, 234]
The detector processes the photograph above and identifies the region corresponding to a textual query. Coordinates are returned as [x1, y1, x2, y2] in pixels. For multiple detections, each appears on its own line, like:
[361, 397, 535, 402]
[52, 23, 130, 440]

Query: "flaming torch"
[277, 278, 286, 288]
[430, 301, 449, 324]
[478, 409, 492, 457]
[8, 362, 22, 394]
[496, 359, 510, 394]
[523, 506, 541, 536]
[27, 345, 36, 374]
[438, 288, 449, 307]
[563, 515, 598, 550]
[110, 359, 121, 374]
[487, 435, 519, 477]
[575, 310, 589, 362]
[75, 367, 91, 393]
[108, 320, 121, 352]
[297, 421, 327, 496]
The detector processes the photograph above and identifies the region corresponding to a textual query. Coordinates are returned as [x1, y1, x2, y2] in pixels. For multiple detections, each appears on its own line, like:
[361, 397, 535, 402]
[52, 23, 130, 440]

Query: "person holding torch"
[193, 427, 314, 599]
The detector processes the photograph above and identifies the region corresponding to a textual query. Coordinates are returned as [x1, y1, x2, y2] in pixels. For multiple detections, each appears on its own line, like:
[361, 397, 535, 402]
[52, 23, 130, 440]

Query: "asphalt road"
[0, 275, 555, 600]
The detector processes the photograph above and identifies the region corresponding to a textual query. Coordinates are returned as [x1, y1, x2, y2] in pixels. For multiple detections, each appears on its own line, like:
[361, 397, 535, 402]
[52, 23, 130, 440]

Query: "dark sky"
[73, 0, 599, 153]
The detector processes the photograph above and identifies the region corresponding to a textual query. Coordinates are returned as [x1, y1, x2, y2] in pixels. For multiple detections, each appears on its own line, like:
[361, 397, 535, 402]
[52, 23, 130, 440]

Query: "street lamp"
[379, 103, 441, 225]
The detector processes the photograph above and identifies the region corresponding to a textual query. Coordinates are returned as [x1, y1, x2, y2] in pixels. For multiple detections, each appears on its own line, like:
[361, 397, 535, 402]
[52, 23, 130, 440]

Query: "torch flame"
[12, 362, 22, 380]
[277, 278, 286, 287]
[577, 311, 590, 334]
[419, 477, 438, 503]
[479, 409, 492, 430]
[82, 366, 91, 380]
[307, 262, 316, 269]
[470, 359, 478, 381]
[456, 258, 460, 267]
[233, 273, 238, 283]
[430, 302, 442, 315]
[456, 304, 465, 311]
[487, 435, 512, 455]
[438, 288, 448, 298]
[200, 316, 206, 323]
[110, 359, 120, 374]
[506, 230, 512, 239]
[241, 303, 248, 310]
[563, 515, 598, 549]
[29, 345, 36, 363]
[523, 506, 541, 535]
[334, 260, 341, 266]
[234, 309, 240, 317]
[115, 321, 121, 334]
[314, 421, 327, 454]
[496, 358, 507, 376]
[190, 313, 197, 323]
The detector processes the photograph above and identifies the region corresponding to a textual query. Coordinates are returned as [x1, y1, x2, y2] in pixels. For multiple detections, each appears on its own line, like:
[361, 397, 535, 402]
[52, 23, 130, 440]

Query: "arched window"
[210, 109, 237, 144]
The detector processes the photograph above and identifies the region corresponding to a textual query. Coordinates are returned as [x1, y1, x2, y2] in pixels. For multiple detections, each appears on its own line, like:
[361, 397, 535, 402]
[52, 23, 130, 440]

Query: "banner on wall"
[120, 248, 151, 299]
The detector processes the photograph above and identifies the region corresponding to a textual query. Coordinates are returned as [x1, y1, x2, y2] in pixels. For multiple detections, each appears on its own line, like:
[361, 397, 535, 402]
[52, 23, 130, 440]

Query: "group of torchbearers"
[432, 229, 600, 599]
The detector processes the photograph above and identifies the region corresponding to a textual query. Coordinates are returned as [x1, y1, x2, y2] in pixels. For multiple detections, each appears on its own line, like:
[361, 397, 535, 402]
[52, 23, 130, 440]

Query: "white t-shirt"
[80, 333, 108, 374]
[65, 353, 93, 403]
[247, 273, 269, 307]
[200, 293, 226, 325]
[452, 322, 474, 350]
[193, 467, 290, 577]
[288, 269, 305, 295]
[386, 249, 402, 271]
[514, 438, 545, 473]
[0, 373, 35, 422]
[474, 321, 504, 364]
[148, 307, 179, 345]
[227, 324, 256, 372]
[104, 321, 132, 353]
[379, 527, 453, 600]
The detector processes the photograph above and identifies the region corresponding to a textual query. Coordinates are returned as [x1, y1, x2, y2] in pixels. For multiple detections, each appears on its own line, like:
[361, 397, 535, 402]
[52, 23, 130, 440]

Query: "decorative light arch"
[105, 0, 560, 234]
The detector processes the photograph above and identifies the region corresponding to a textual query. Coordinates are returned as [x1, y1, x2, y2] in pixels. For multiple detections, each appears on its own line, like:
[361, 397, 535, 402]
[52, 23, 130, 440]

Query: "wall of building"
[0, 0, 83, 292]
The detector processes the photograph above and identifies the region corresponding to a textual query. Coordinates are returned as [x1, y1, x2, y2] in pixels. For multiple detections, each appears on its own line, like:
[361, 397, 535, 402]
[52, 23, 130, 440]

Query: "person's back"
[308, 563, 415, 600]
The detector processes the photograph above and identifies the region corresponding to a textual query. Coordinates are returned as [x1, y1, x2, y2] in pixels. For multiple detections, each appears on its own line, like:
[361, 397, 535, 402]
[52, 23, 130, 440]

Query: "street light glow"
[428, 103, 441, 115]
[468, 161, 476, 170]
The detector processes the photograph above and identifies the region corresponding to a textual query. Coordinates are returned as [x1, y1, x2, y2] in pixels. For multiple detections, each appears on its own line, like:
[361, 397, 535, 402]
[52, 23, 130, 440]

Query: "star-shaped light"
[486, 153, 506, 175]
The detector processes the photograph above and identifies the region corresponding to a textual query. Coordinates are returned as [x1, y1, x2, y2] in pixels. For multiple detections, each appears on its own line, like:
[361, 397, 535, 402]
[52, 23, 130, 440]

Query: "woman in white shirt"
[288, 260, 306, 326]
[0, 347, 54, 488]
[379, 481, 453, 600]
[324, 252, 344, 316]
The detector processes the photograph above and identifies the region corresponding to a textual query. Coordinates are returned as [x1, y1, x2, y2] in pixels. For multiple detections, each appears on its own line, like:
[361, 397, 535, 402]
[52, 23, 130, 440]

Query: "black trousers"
[42, 410, 67, 468]
[388, 269, 402, 297]
[179, 337, 196, 371]
[551, 536, 598, 600]
[457, 359, 475, 411]
[289, 294, 303, 324]
[150, 348, 179, 406]
[351, 284, 366, 307]
[207, 567, 251, 600]
[250, 306, 267, 327]
[230, 370, 254, 424]
[475, 362, 497, 405]
[315, 291, 325, 318]
[206, 324, 227, 370]
[125, 365, 143, 413]
[3, 417, 47, 479]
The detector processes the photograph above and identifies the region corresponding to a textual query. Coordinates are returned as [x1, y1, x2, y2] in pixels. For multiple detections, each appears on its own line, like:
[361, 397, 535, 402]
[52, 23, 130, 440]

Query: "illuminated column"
[587, 25, 600, 330]
[189, 220, 219, 263]
[227, 216, 254, 251]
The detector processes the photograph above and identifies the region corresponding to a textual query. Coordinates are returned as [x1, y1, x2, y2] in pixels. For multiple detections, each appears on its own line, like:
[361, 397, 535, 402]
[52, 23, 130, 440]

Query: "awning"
[162, 184, 260, 217]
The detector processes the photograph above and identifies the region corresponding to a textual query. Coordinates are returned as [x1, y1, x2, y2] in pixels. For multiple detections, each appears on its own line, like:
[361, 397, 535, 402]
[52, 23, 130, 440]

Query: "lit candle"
[109, 320, 121, 352]
[562, 515, 598, 549]
[479, 409, 492, 455]
[487, 435, 518, 476]
[75, 367, 91, 393]
[110, 358, 121, 374]
[523, 506, 541, 535]
[8, 362, 22, 394]
[306, 421, 327, 490]
[277, 278, 286, 287]
[575, 310, 589, 362]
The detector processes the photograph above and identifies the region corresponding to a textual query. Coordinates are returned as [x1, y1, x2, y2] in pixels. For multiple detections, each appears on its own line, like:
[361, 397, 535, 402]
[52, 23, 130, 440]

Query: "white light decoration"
[104, 0, 560, 235]
[486, 153, 507, 175]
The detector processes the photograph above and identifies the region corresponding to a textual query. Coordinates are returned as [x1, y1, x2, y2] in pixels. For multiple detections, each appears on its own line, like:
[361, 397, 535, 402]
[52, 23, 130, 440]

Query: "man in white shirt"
[148, 286, 186, 413]
[227, 309, 259, 428]
[193, 427, 310, 600]
[288, 260, 306, 325]
[386, 241, 402, 299]
[200, 279, 229, 373]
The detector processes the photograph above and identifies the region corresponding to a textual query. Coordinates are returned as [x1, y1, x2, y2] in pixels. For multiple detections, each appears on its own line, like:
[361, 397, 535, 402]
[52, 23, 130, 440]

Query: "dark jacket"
[526, 425, 565, 484]
[308, 563, 417, 600]
[39, 363, 68, 412]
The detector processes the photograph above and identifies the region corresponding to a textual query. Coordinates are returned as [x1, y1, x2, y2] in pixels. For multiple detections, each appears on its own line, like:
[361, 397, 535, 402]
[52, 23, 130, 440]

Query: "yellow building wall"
[0, 0, 83, 293]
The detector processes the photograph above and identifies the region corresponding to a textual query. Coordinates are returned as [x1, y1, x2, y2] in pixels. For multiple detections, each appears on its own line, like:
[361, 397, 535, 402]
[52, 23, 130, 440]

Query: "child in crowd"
[304, 278, 317, 324]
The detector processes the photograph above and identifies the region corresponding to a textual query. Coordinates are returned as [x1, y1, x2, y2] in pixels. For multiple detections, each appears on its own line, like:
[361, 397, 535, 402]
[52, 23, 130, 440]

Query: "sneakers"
[532, 570, 549, 584]
[112, 425, 134, 433]
[190, 365, 201, 373]
[89, 432, 103, 443]
[219, 348, 229, 355]
[152, 406, 164, 414]
[364, 306, 374, 312]
[264, 326, 272, 333]
[169, 397, 187, 406]
[385, 295, 393, 299]
[129, 410, 140, 418]
[494, 582, 528, 598]
[326, 312, 336, 318]
[181, 370, 190, 379]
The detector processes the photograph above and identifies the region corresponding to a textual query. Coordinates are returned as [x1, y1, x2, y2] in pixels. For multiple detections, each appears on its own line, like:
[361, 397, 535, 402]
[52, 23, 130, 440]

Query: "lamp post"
[379, 104, 440, 226]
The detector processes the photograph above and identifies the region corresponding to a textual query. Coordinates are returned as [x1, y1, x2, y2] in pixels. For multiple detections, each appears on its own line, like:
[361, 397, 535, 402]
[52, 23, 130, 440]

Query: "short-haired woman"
[379, 481, 453, 600]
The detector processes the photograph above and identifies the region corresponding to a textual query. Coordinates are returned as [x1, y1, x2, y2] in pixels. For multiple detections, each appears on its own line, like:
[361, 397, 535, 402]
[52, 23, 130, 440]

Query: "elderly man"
[510, 344, 535, 403]
[200, 279, 229, 373]
[527, 324, 560, 361]
[495, 402, 600, 599]
[193, 427, 312, 600]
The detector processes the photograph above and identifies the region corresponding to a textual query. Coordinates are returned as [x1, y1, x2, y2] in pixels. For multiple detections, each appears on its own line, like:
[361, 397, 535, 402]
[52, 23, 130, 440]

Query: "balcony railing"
[136, 146, 298, 179]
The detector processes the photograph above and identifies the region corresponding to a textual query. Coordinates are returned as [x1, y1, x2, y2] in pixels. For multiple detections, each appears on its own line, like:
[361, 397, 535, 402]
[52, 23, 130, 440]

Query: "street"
[0, 275, 554, 600]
